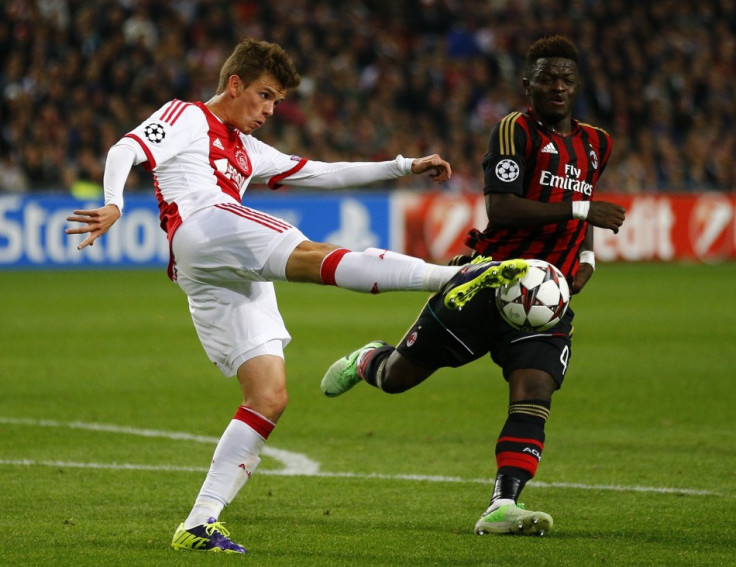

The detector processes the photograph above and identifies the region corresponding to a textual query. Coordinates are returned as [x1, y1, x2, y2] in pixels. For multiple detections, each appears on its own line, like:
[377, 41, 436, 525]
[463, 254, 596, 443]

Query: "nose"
[263, 102, 275, 117]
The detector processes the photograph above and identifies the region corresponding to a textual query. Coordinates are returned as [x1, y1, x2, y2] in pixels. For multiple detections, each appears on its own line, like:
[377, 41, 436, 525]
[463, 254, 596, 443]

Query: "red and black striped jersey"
[465, 109, 612, 281]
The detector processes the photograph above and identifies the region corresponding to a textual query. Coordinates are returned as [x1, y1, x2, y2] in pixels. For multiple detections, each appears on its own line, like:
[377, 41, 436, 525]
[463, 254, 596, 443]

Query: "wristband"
[572, 200, 590, 220]
[579, 250, 595, 271]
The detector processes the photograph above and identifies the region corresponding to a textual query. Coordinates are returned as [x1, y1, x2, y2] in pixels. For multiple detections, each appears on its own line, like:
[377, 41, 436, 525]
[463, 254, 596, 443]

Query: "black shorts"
[395, 289, 573, 387]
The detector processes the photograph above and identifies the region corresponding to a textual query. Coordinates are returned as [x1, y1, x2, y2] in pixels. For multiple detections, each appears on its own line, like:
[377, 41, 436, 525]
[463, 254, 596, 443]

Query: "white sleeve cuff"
[394, 154, 414, 176]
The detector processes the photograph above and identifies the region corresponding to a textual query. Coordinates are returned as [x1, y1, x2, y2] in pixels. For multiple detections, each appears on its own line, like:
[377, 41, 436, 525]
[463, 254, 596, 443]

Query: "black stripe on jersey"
[581, 124, 612, 180]
[525, 124, 557, 204]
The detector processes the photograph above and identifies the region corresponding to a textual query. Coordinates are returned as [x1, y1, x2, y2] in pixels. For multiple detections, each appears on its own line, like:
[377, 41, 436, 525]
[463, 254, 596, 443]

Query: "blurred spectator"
[0, 144, 29, 193]
[0, 0, 734, 193]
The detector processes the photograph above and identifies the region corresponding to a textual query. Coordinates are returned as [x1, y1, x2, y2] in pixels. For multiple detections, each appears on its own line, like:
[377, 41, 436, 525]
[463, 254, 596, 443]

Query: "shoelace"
[204, 521, 231, 538]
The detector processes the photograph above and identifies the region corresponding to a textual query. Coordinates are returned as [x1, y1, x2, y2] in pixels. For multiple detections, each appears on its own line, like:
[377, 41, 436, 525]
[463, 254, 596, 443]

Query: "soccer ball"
[495, 259, 570, 332]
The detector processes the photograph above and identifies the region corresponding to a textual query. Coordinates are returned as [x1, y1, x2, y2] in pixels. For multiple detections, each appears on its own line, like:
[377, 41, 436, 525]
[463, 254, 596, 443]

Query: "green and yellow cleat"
[171, 518, 246, 553]
[443, 257, 529, 310]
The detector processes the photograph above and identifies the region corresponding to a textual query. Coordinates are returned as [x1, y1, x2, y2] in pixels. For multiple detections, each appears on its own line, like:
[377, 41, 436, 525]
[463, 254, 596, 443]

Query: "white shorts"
[172, 204, 308, 377]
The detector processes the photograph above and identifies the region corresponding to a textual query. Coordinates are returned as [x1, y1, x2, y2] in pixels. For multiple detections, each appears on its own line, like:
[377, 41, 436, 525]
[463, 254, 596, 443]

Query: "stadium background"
[1, 0, 735, 267]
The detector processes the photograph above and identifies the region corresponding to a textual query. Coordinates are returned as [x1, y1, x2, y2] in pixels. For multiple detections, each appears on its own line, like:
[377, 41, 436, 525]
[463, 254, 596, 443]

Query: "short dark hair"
[524, 35, 580, 75]
[216, 38, 301, 94]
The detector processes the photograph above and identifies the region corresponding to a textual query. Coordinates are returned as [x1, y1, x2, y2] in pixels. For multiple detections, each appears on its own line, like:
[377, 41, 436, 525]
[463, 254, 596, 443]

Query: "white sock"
[330, 248, 459, 293]
[184, 419, 265, 529]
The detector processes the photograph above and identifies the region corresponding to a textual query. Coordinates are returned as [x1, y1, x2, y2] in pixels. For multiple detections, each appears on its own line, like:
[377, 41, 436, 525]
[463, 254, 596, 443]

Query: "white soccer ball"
[495, 259, 570, 332]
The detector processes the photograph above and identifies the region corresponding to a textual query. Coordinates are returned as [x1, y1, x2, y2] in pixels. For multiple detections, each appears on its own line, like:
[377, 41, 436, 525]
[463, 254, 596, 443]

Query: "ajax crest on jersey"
[495, 259, 570, 332]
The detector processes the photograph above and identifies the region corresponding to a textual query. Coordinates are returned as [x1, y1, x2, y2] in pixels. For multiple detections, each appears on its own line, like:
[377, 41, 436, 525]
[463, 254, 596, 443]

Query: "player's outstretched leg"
[474, 502, 553, 536]
[171, 518, 247, 553]
[321, 341, 387, 397]
[443, 256, 528, 310]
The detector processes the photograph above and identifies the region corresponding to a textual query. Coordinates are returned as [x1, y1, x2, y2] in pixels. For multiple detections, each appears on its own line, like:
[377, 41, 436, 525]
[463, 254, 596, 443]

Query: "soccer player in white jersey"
[65, 38, 528, 554]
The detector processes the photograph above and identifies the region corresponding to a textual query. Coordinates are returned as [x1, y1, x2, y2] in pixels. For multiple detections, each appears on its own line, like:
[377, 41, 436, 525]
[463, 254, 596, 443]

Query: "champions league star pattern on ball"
[495, 259, 570, 332]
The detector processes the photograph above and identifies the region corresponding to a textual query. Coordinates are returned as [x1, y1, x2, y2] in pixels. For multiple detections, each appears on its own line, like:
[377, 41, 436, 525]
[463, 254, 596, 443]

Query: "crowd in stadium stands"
[1, 0, 734, 194]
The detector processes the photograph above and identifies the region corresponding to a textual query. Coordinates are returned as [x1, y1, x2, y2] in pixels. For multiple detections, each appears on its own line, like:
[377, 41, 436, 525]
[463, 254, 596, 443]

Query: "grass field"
[1, 262, 735, 566]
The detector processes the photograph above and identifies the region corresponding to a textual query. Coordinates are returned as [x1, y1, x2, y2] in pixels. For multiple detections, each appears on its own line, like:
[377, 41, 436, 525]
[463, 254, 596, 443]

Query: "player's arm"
[252, 139, 451, 188]
[486, 187, 625, 233]
[486, 192, 572, 228]
[293, 154, 451, 186]
[571, 226, 595, 294]
[65, 139, 144, 250]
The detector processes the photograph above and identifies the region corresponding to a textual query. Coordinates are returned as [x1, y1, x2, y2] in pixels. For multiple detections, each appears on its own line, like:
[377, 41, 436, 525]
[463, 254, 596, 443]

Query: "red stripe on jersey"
[124, 133, 156, 170]
[216, 202, 293, 231]
[152, 177, 182, 281]
[214, 203, 293, 232]
[168, 101, 190, 125]
[234, 405, 275, 440]
[320, 248, 350, 286]
[160, 99, 185, 124]
[268, 158, 308, 190]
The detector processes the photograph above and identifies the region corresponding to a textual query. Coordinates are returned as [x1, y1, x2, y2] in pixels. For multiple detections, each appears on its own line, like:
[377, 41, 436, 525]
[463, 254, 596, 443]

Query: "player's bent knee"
[285, 241, 342, 283]
[245, 390, 288, 422]
[508, 369, 556, 402]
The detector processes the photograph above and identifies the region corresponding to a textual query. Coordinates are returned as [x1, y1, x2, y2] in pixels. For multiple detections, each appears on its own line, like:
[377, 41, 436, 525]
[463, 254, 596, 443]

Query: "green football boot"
[321, 341, 387, 397]
[474, 502, 553, 536]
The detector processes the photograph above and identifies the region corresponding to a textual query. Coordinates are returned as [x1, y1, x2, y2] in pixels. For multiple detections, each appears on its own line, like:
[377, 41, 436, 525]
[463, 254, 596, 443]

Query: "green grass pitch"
[1, 262, 734, 566]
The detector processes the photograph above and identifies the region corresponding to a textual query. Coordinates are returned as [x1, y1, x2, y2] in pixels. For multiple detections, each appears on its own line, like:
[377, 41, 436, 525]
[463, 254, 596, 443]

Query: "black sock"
[491, 399, 550, 504]
[358, 344, 394, 391]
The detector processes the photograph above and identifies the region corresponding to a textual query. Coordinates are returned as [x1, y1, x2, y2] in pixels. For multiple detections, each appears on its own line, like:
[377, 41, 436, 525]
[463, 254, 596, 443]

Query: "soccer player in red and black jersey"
[320, 35, 626, 536]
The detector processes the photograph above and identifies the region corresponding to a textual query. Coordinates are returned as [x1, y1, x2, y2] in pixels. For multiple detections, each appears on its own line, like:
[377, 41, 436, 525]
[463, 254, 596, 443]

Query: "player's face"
[524, 57, 579, 126]
[231, 72, 286, 134]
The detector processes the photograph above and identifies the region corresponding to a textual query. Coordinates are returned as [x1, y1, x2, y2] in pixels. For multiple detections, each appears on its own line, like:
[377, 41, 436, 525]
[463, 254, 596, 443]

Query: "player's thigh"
[176, 273, 291, 377]
[491, 309, 574, 388]
[172, 205, 307, 284]
[396, 291, 495, 369]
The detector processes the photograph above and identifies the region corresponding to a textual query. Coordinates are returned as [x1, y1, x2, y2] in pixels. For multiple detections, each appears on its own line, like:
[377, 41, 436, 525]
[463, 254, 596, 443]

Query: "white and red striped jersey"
[116, 99, 414, 240]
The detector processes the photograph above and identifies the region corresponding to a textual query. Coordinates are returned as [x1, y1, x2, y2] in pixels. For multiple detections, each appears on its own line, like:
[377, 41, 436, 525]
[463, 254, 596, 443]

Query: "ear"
[522, 77, 531, 96]
[227, 75, 242, 96]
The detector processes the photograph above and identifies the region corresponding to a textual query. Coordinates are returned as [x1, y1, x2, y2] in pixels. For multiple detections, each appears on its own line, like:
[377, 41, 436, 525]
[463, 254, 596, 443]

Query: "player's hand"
[411, 154, 452, 183]
[587, 201, 626, 234]
[65, 204, 121, 250]
[571, 262, 594, 294]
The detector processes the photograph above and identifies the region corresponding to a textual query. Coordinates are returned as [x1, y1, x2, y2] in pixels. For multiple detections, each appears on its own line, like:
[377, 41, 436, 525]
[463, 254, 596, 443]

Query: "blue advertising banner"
[0, 192, 391, 269]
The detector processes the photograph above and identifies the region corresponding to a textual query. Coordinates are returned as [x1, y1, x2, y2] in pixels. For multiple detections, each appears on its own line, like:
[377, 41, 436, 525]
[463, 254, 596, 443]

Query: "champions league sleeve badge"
[144, 122, 166, 144]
